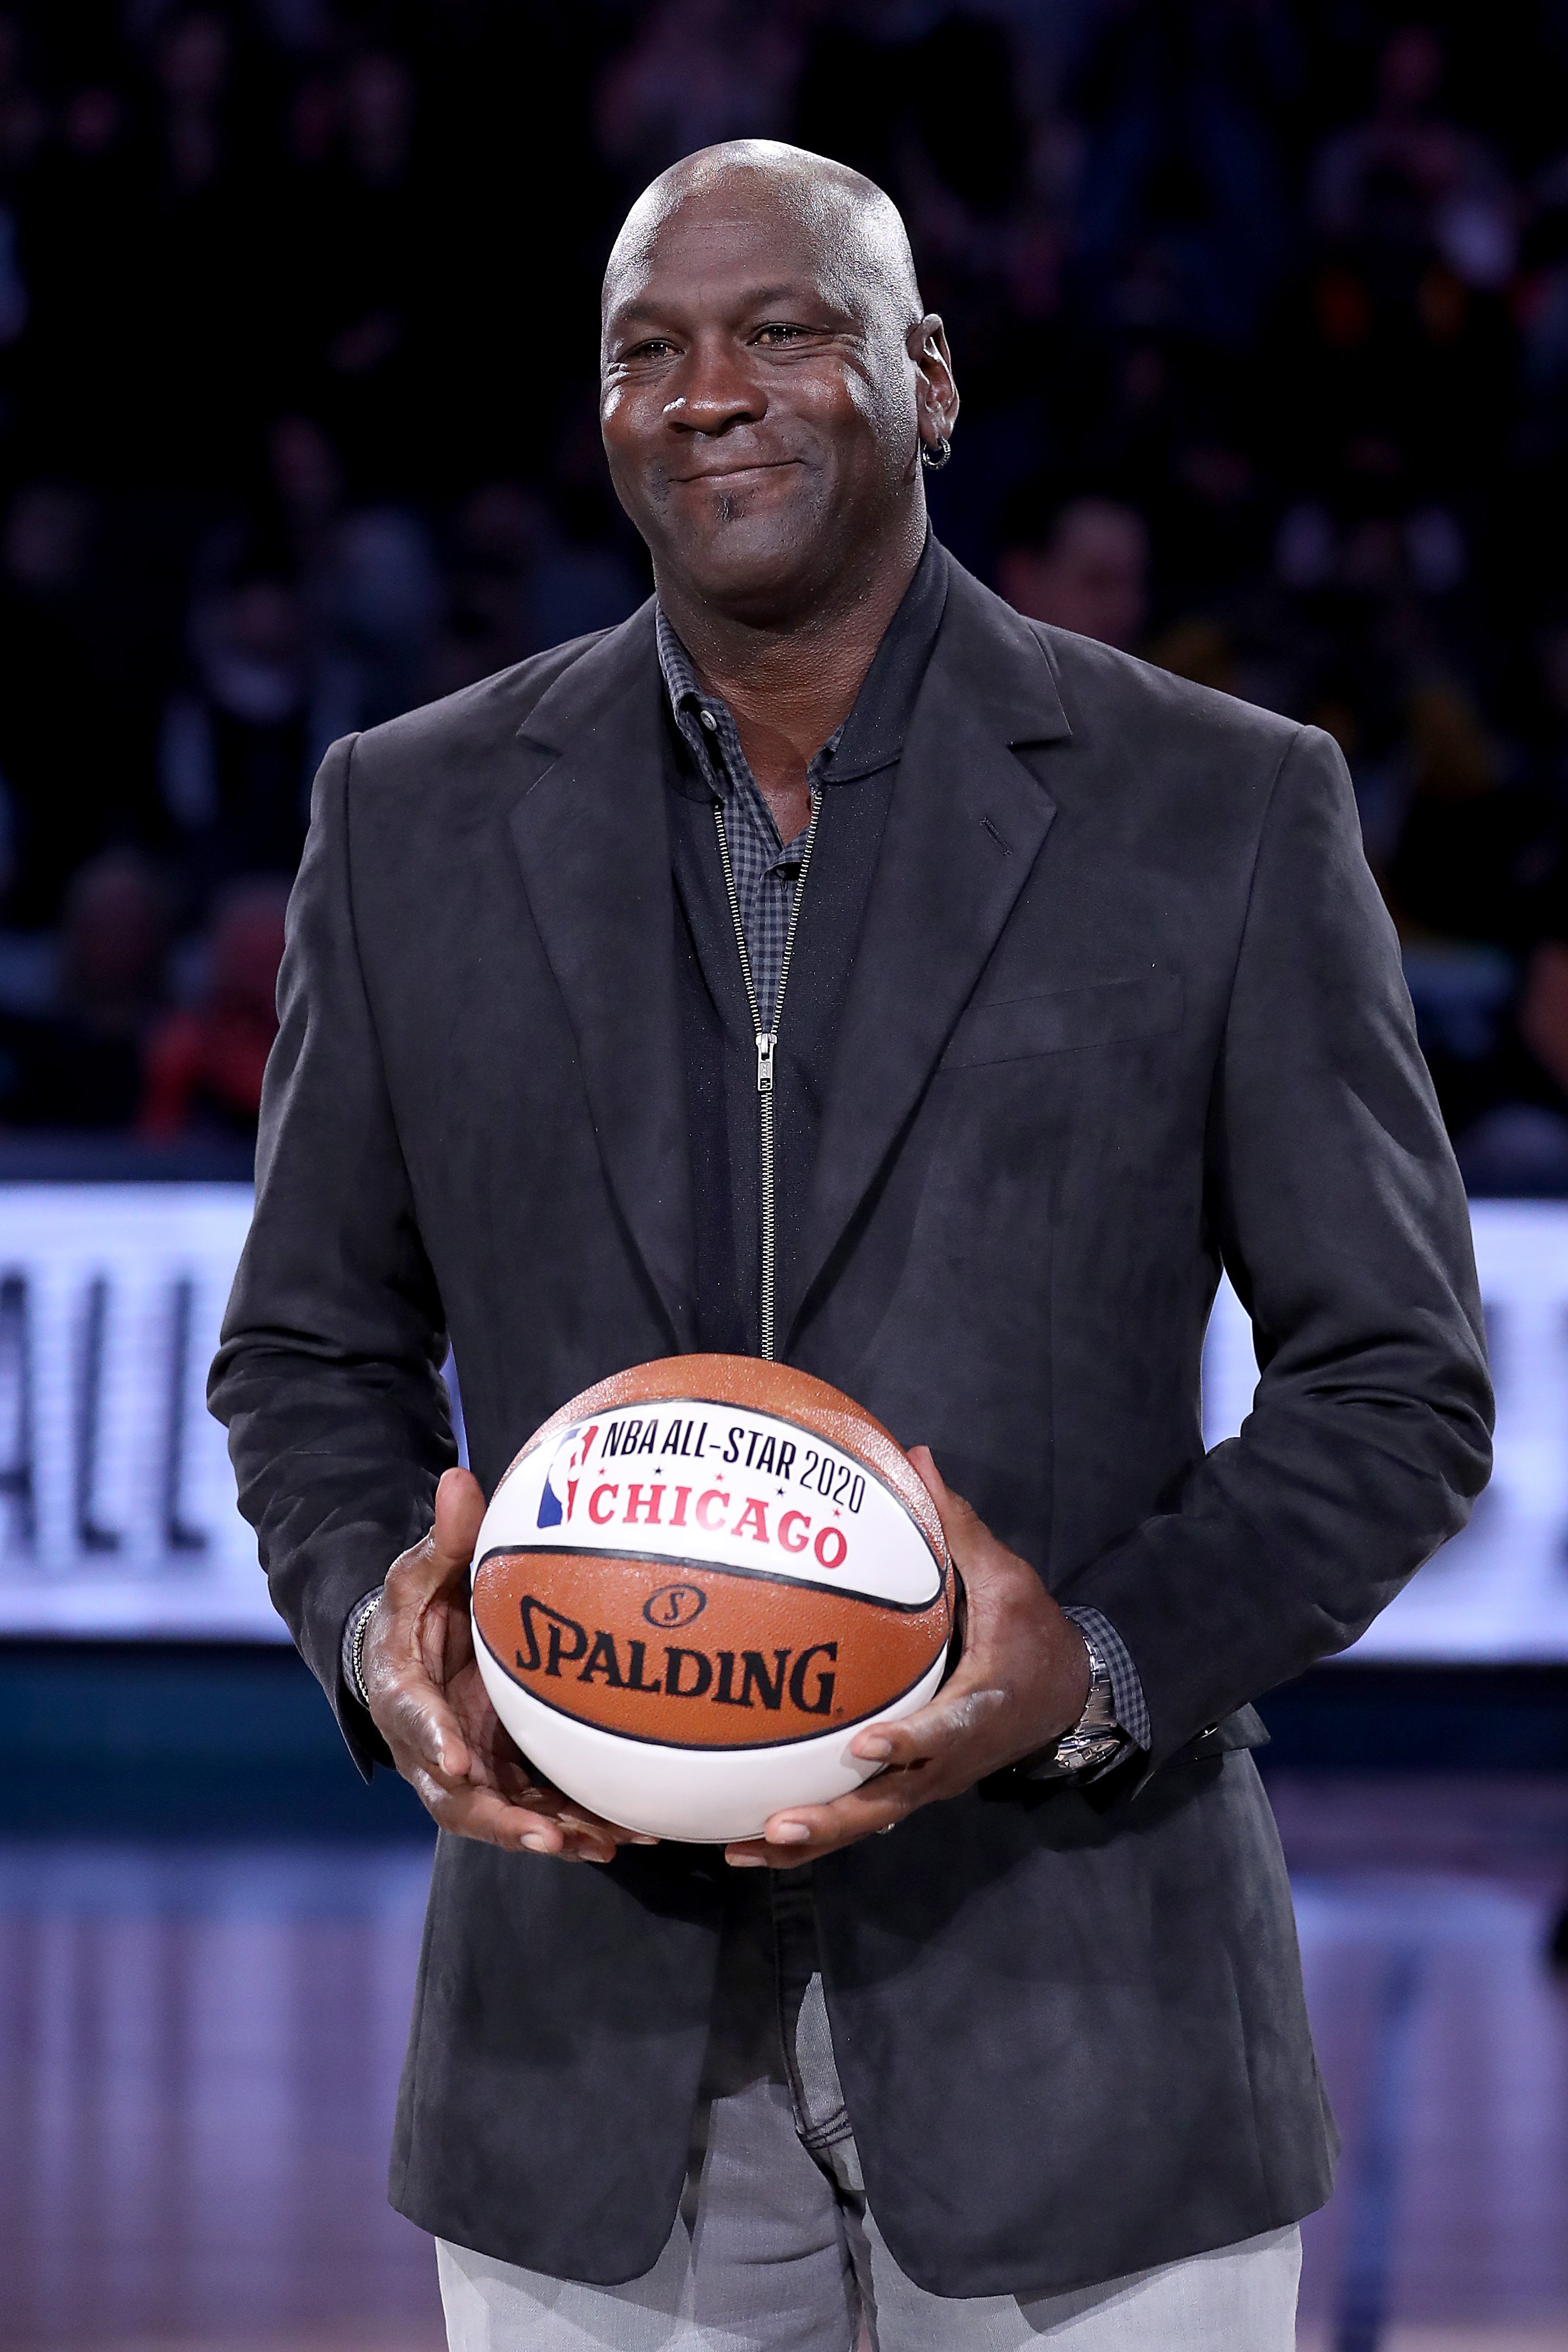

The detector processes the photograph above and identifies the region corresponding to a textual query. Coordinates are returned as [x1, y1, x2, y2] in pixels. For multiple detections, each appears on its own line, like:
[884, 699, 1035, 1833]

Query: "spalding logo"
[515, 1592, 840, 1717]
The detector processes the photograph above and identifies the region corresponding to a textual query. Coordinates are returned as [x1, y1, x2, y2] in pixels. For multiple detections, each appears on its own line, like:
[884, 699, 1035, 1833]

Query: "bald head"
[603, 141, 923, 349]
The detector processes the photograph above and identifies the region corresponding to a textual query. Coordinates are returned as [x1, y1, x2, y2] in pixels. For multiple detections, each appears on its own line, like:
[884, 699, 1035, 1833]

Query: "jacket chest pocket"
[939, 972, 1184, 1071]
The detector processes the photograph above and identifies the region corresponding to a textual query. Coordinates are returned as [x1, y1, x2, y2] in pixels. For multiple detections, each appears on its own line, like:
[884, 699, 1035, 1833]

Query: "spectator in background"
[160, 557, 312, 902]
[996, 493, 1149, 651]
[282, 46, 433, 489]
[422, 480, 551, 699]
[595, 0, 803, 182]
[141, 876, 287, 1140]
[0, 480, 116, 927]
[1299, 21, 1516, 493]
[1066, 0, 1297, 347]
[262, 412, 440, 741]
[1312, 23, 1516, 293]
[0, 848, 169, 1128]
[133, 5, 265, 483]
[423, 454, 643, 701]
[1372, 681, 1565, 1188]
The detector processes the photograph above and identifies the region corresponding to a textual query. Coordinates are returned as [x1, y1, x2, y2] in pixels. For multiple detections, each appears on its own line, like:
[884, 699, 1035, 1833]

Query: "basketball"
[469, 1356, 955, 1843]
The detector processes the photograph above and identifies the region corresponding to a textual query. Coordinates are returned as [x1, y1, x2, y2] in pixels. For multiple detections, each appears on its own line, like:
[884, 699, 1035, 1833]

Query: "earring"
[921, 433, 952, 472]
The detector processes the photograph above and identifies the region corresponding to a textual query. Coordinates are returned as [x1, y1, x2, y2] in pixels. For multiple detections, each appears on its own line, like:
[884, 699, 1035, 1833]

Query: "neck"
[656, 508, 926, 771]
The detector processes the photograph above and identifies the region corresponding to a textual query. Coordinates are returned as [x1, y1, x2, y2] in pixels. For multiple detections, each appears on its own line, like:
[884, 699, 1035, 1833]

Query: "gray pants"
[437, 1870, 1301, 2351]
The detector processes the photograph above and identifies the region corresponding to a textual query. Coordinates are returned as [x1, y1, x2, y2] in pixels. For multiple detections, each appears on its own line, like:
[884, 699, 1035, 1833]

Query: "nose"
[662, 334, 763, 434]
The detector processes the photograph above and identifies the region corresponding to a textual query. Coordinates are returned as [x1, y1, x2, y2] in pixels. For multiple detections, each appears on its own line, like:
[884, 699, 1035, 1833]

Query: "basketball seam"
[472, 1615, 945, 1752]
[473, 1542, 945, 1614]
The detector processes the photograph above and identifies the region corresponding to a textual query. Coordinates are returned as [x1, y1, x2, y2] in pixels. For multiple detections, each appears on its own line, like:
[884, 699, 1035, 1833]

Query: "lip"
[671, 459, 801, 486]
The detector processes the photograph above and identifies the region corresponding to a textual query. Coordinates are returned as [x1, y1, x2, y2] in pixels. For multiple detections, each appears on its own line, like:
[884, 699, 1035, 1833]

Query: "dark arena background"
[0, 4, 1565, 2348]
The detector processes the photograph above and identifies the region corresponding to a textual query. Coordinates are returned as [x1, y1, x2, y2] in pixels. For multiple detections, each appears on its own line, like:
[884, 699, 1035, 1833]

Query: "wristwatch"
[1052, 1631, 1126, 1775]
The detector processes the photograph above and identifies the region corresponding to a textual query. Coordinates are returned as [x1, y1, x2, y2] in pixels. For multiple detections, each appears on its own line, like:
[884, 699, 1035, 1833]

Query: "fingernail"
[726, 1852, 766, 1867]
[522, 1832, 553, 1854]
[767, 1821, 812, 1844]
[856, 1736, 893, 1760]
[628, 1834, 659, 1846]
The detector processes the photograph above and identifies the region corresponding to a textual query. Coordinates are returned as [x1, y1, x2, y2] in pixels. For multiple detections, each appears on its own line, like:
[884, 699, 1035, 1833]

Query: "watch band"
[1052, 1631, 1126, 1775]
[346, 1588, 382, 1707]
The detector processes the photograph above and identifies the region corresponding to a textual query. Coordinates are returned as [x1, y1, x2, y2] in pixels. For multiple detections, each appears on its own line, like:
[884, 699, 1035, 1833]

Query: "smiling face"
[600, 147, 955, 628]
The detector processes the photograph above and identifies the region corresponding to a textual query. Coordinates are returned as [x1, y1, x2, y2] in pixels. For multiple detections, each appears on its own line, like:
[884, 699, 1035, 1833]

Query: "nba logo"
[536, 1423, 598, 1528]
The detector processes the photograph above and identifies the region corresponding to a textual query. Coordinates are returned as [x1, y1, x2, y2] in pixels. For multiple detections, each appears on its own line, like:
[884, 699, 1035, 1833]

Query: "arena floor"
[2, 1776, 1565, 2352]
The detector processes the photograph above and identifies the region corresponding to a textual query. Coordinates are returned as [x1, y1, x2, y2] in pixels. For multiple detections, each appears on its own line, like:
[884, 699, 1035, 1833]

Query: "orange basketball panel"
[473, 1546, 953, 1750]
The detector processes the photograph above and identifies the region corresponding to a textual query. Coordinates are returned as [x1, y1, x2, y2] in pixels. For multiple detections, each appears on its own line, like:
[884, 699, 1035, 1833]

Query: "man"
[211, 142, 1492, 2349]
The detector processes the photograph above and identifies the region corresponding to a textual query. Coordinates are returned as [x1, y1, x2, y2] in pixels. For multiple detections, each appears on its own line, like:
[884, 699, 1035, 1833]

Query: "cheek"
[785, 373, 910, 496]
[599, 391, 656, 507]
[822, 363, 916, 478]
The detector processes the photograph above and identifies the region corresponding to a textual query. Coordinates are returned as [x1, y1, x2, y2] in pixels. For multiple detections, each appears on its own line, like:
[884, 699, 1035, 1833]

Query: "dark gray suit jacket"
[210, 559, 1492, 2298]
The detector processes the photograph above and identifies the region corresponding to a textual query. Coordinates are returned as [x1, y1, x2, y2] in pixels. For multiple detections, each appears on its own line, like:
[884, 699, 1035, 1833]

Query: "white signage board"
[1202, 1200, 1568, 1660]
[0, 1185, 1563, 1657]
[0, 1185, 277, 1636]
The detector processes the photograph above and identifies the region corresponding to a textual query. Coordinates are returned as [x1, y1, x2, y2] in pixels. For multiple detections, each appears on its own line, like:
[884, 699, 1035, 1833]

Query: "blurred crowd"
[0, 1, 1566, 1181]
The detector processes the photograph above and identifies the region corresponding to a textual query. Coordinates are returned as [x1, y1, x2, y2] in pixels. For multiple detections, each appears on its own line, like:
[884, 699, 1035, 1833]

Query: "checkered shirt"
[656, 610, 833, 1036]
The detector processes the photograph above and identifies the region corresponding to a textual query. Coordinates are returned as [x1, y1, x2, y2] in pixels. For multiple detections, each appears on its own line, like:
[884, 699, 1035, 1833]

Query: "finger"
[431, 1464, 487, 1570]
[386, 1466, 488, 1604]
[436, 1748, 657, 1854]
[726, 1769, 924, 1866]
[905, 1444, 986, 1562]
[384, 1673, 473, 1783]
[413, 1773, 621, 1861]
[529, 1787, 659, 1847]
[848, 1634, 1013, 1754]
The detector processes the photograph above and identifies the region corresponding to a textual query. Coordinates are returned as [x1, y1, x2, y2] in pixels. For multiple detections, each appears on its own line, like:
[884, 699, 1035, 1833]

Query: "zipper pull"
[755, 1031, 775, 1094]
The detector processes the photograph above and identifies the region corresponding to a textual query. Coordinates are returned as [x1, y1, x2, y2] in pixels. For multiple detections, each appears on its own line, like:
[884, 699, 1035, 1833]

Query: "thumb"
[430, 1464, 486, 1574]
[906, 1444, 982, 1560]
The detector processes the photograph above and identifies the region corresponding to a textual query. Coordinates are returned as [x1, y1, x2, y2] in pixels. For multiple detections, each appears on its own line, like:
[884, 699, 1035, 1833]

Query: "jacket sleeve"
[1055, 723, 1494, 1774]
[208, 733, 458, 1775]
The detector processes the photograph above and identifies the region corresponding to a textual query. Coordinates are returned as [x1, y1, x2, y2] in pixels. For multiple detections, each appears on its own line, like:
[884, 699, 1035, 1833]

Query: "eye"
[754, 322, 814, 346]
[617, 337, 677, 363]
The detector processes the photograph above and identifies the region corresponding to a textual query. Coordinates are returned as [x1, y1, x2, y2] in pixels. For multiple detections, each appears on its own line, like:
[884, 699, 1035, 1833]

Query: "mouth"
[671, 459, 801, 487]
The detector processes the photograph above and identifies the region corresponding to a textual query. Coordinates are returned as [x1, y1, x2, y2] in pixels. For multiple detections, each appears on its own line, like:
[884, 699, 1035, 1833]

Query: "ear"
[909, 313, 960, 451]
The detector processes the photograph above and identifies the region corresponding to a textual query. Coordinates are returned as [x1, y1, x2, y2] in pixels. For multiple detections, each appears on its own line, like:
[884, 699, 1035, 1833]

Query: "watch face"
[1059, 1730, 1125, 1773]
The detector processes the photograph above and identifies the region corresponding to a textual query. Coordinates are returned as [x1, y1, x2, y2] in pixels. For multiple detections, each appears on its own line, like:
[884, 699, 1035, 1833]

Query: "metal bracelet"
[349, 1590, 381, 1707]
[1053, 1632, 1115, 1773]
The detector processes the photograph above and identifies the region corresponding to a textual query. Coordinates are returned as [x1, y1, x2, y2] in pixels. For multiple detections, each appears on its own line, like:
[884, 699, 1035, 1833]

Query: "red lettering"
[695, 1490, 730, 1531]
[732, 1496, 770, 1544]
[624, 1484, 663, 1526]
[813, 1526, 848, 1570]
[778, 1509, 811, 1554]
[670, 1485, 691, 1527]
[588, 1484, 618, 1525]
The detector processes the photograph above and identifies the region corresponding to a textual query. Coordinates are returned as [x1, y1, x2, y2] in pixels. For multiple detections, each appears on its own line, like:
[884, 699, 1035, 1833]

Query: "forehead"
[604, 186, 871, 327]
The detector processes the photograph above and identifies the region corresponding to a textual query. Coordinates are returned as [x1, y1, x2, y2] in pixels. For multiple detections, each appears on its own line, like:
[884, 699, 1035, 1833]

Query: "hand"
[363, 1466, 656, 1864]
[723, 1446, 1091, 1869]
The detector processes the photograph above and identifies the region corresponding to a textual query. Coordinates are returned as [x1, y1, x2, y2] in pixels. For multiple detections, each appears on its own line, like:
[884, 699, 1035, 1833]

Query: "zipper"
[714, 790, 822, 1361]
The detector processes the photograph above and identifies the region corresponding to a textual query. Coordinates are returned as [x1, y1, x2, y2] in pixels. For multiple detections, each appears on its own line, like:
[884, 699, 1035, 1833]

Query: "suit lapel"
[508, 603, 695, 1347]
[782, 571, 1071, 1345]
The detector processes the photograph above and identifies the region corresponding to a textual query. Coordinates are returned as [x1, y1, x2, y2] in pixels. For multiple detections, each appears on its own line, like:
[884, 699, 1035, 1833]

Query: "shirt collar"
[655, 533, 950, 791]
